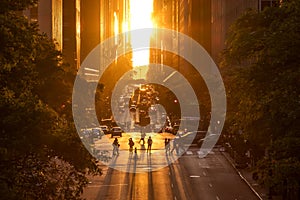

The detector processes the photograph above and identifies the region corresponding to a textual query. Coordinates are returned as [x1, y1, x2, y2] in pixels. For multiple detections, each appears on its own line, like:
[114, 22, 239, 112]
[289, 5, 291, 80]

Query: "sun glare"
[129, 0, 154, 68]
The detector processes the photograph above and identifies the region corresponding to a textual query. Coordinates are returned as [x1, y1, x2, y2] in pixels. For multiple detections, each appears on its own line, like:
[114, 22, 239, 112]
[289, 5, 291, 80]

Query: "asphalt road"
[178, 147, 259, 200]
[82, 132, 259, 200]
[96, 163, 175, 200]
[90, 150, 258, 199]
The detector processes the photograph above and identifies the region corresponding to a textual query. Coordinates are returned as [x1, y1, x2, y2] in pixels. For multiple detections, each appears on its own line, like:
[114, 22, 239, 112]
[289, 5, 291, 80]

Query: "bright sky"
[129, 0, 154, 68]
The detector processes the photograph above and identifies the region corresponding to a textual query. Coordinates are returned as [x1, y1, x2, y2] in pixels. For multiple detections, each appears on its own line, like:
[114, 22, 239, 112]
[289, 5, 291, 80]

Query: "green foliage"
[221, 0, 300, 197]
[222, 0, 300, 140]
[0, 2, 100, 199]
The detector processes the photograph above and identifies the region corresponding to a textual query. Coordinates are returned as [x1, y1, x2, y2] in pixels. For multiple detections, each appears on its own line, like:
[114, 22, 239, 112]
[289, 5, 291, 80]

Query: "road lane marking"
[186, 151, 193, 155]
[89, 183, 128, 187]
[87, 185, 102, 188]
[216, 196, 220, 200]
[198, 162, 210, 169]
[202, 171, 207, 176]
[189, 175, 200, 178]
[209, 183, 213, 188]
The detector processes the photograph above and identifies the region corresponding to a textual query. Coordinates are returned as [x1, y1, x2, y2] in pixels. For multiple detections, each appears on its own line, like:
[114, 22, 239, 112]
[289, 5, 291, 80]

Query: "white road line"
[216, 196, 220, 200]
[186, 151, 193, 155]
[209, 183, 213, 188]
[198, 162, 210, 169]
[202, 171, 207, 176]
[97, 183, 128, 187]
[87, 185, 102, 188]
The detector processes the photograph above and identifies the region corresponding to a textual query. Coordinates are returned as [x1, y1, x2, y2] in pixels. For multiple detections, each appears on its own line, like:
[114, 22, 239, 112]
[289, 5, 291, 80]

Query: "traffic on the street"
[80, 81, 261, 199]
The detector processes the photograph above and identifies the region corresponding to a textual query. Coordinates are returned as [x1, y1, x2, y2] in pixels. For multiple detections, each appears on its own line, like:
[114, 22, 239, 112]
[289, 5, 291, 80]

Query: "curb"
[221, 152, 263, 200]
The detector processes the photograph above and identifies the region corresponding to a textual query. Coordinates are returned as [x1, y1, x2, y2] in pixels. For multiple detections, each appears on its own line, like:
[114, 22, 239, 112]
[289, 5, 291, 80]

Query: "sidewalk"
[221, 152, 281, 200]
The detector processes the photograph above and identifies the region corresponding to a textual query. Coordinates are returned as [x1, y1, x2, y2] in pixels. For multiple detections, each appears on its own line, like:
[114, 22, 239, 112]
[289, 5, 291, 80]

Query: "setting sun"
[129, 0, 154, 68]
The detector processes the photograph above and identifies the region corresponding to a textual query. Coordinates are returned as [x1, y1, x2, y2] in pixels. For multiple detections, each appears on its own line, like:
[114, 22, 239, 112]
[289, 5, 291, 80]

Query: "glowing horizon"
[129, 0, 154, 68]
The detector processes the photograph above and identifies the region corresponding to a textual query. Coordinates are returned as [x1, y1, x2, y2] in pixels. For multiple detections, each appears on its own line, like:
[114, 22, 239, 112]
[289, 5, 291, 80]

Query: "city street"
[178, 148, 259, 200]
[83, 133, 259, 200]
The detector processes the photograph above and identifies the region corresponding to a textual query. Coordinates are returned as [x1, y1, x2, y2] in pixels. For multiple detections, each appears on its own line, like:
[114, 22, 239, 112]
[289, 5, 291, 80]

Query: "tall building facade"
[23, 0, 280, 70]
[151, 0, 259, 65]
[80, 0, 131, 81]
[259, 0, 280, 11]
[63, 0, 81, 69]
[211, 0, 257, 62]
[38, 0, 63, 50]
[24, 0, 80, 69]
[24, 0, 130, 71]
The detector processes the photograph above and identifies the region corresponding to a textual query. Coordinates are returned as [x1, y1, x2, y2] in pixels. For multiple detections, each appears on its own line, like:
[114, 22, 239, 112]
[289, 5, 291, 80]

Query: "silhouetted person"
[165, 138, 170, 153]
[134, 147, 138, 160]
[140, 132, 146, 145]
[171, 137, 179, 155]
[128, 138, 134, 153]
[147, 136, 153, 153]
[113, 138, 120, 155]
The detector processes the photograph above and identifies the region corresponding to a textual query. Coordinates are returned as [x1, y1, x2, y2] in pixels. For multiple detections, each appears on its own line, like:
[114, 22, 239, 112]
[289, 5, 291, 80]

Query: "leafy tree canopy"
[0, 1, 100, 199]
[222, 0, 300, 141]
[221, 0, 300, 197]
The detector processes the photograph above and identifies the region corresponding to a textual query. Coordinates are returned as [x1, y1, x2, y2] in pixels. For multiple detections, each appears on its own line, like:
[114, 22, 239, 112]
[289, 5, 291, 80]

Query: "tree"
[221, 0, 300, 198]
[0, 2, 100, 199]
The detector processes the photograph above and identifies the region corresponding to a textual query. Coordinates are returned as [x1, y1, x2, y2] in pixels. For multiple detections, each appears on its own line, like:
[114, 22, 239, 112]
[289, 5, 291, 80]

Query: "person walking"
[134, 147, 138, 160]
[147, 136, 153, 153]
[128, 138, 134, 153]
[113, 138, 120, 155]
[171, 137, 179, 155]
[140, 132, 146, 145]
[165, 138, 170, 154]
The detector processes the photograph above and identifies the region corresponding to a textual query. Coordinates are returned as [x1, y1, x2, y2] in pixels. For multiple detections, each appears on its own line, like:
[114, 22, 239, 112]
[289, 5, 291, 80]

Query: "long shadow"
[96, 154, 118, 200]
[128, 151, 138, 199]
[147, 153, 154, 200]
[118, 150, 134, 200]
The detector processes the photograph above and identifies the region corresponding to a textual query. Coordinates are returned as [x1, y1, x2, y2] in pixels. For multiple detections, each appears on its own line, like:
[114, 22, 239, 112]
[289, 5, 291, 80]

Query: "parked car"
[129, 104, 136, 112]
[99, 125, 110, 134]
[92, 128, 104, 139]
[110, 127, 123, 138]
[80, 128, 103, 140]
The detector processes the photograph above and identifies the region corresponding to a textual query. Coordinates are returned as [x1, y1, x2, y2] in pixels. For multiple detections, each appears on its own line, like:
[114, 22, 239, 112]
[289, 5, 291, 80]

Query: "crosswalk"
[183, 149, 217, 156]
[180, 149, 225, 169]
